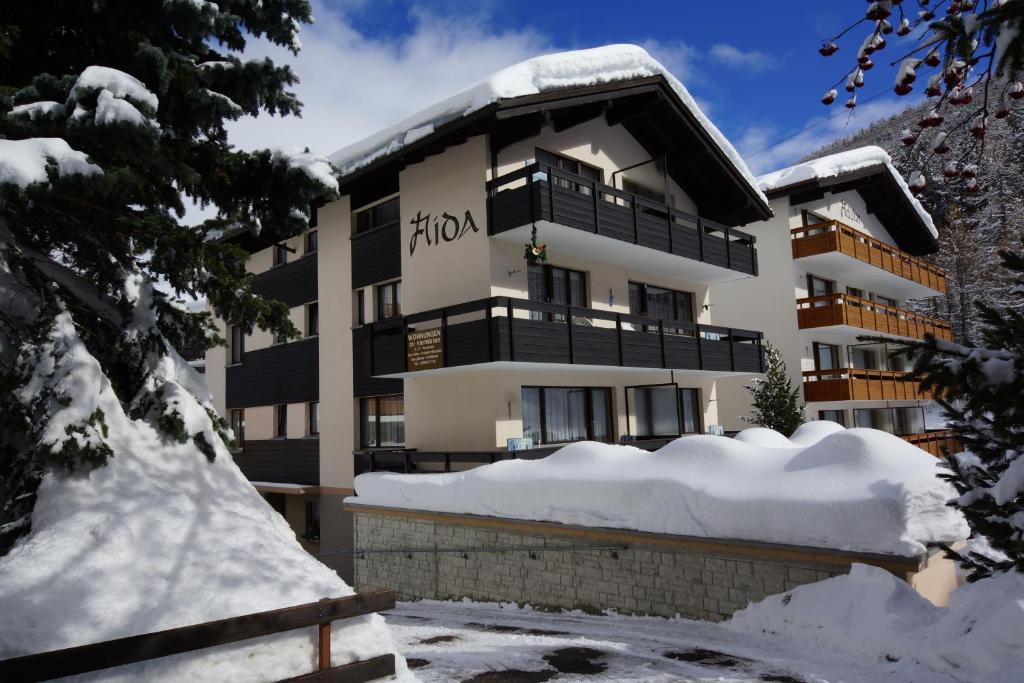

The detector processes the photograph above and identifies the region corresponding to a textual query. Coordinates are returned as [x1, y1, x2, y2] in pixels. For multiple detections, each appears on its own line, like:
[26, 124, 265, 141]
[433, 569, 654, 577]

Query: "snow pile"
[351, 423, 967, 556]
[0, 318, 411, 681]
[329, 44, 766, 207]
[729, 563, 1024, 683]
[0, 138, 103, 190]
[757, 146, 937, 238]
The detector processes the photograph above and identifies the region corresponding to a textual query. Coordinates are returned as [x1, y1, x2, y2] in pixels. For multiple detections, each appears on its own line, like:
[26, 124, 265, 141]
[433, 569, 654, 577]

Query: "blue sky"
[229, 1, 921, 174]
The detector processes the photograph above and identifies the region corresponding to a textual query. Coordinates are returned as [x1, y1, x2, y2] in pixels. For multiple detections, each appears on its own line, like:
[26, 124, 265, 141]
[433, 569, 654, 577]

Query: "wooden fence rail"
[0, 591, 396, 683]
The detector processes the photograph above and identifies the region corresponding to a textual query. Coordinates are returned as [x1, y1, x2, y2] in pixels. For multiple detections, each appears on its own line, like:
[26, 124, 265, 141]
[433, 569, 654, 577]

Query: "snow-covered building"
[206, 45, 774, 575]
[713, 147, 953, 452]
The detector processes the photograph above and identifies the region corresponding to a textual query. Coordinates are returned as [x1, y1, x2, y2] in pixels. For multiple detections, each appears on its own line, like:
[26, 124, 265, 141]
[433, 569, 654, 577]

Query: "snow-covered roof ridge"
[757, 145, 937, 238]
[329, 44, 767, 208]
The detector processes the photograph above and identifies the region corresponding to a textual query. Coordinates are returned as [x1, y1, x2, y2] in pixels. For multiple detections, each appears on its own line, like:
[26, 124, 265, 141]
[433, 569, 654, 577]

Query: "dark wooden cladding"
[353, 326, 403, 398]
[226, 338, 318, 408]
[0, 592, 396, 683]
[351, 222, 401, 289]
[251, 254, 318, 307]
[487, 163, 758, 276]
[366, 297, 764, 377]
[282, 654, 397, 682]
[234, 439, 320, 485]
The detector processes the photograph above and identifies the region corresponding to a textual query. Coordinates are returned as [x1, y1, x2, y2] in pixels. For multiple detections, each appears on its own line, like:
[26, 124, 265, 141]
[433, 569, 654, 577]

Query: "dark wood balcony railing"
[791, 220, 947, 294]
[796, 293, 953, 341]
[487, 163, 758, 275]
[365, 296, 764, 377]
[233, 439, 320, 486]
[803, 368, 933, 402]
[903, 430, 960, 457]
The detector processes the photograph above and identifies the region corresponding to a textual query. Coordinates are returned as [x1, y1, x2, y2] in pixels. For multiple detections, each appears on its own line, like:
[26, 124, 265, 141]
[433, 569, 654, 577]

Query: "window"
[376, 281, 401, 320]
[846, 287, 865, 299]
[229, 408, 245, 447]
[626, 385, 702, 438]
[273, 243, 289, 266]
[806, 275, 835, 304]
[360, 395, 405, 448]
[303, 501, 320, 543]
[818, 409, 846, 426]
[849, 343, 883, 370]
[308, 401, 319, 436]
[275, 404, 287, 438]
[355, 196, 400, 235]
[521, 386, 613, 445]
[230, 325, 245, 364]
[813, 342, 841, 372]
[305, 230, 318, 254]
[355, 289, 365, 326]
[527, 263, 586, 321]
[679, 388, 702, 434]
[854, 408, 896, 433]
[535, 149, 601, 195]
[628, 282, 695, 327]
[306, 302, 319, 337]
[893, 406, 925, 435]
[873, 293, 898, 307]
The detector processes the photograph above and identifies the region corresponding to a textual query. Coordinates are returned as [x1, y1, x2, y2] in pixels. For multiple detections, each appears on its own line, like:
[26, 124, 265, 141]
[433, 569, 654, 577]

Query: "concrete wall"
[349, 507, 925, 622]
[400, 135, 492, 314]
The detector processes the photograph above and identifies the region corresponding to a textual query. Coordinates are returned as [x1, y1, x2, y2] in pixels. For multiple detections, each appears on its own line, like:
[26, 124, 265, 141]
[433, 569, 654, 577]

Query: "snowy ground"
[384, 599, 960, 682]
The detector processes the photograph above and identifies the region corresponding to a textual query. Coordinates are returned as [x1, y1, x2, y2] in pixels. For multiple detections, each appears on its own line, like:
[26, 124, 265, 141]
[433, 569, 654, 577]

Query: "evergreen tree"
[741, 343, 805, 436]
[887, 245, 1024, 579]
[0, 1, 338, 554]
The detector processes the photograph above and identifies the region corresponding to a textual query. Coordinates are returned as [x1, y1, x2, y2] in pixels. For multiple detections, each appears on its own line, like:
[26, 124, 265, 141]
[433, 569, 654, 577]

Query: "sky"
[226, 0, 924, 176]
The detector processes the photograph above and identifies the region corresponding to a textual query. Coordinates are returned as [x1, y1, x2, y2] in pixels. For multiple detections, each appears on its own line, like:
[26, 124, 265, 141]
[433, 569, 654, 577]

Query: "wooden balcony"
[803, 368, 933, 402]
[902, 430, 960, 457]
[488, 163, 757, 280]
[796, 293, 953, 341]
[363, 296, 765, 377]
[791, 220, 947, 295]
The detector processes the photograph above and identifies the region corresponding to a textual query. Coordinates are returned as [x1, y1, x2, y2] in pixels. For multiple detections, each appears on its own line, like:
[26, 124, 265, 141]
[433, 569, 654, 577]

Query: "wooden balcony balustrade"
[364, 296, 765, 377]
[803, 368, 933, 402]
[488, 163, 758, 275]
[791, 220, 947, 294]
[902, 430, 961, 458]
[796, 293, 953, 341]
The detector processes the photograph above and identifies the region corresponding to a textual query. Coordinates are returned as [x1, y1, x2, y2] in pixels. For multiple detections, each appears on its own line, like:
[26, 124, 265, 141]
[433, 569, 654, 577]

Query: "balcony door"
[806, 274, 835, 307]
[813, 342, 841, 377]
[535, 149, 601, 195]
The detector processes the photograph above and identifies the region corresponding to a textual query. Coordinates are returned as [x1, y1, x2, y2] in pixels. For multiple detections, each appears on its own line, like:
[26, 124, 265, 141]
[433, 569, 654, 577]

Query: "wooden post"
[318, 600, 331, 672]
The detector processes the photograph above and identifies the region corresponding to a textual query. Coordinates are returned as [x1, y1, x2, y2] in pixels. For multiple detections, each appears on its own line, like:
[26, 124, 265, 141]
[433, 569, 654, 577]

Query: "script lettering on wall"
[409, 210, 479, 256]
[839, 200, 864, 226]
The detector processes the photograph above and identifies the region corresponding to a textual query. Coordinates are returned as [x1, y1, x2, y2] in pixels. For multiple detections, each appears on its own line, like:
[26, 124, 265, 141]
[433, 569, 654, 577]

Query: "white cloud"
[709, 43, 776, 72]
[735, 97, 921, 175]
[225, 2, 549, 157]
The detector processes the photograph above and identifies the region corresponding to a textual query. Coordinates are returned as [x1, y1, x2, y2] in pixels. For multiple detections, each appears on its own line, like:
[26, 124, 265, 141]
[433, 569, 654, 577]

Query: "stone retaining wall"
[349, 505, 924, 621]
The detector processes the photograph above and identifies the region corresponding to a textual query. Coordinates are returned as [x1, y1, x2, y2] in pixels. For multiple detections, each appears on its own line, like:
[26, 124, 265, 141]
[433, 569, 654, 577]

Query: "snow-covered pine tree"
[0, 1, 338, 554]
[886, 246, 1024, 579]
[741, 343, 805, 437]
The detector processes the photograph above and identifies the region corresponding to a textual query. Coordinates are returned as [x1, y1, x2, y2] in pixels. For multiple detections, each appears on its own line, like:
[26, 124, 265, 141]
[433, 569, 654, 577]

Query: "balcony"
[796, 293, 953, 342]
[803, 368, 933, 403]
[902, 431, 960, 458]
[487, 163, 757, 283]
[791, 220, 947, 298]
[363, 297, 764, 378]
[232, 439, 320, 486]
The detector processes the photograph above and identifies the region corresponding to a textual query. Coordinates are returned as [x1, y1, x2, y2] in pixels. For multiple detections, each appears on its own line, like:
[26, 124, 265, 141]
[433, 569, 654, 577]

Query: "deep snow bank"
[0, 319, 411, 681]
[729, 564, 1024, 683]
[351, 423, 967, 556]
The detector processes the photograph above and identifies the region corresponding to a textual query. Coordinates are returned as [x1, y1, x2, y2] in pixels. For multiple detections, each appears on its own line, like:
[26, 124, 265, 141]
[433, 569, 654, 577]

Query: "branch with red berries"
[820, 0, 1024, 197]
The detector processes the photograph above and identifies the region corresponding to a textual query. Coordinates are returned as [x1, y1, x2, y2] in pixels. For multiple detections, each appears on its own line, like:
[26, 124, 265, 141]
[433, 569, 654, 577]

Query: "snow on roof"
[329, 44, 766, 207]
[757, 146, 937, 238]
[349, 422, 967, 557]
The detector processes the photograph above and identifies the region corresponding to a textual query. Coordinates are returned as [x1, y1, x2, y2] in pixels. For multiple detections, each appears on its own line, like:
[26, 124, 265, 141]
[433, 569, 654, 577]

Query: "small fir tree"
[742, 343, 805, 436]
[885, 245, 1024, 580]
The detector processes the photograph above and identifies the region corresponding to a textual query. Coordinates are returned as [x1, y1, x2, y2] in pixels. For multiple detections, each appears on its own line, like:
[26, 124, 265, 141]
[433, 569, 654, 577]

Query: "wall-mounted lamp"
[507, 267, 522, 277]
